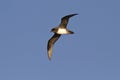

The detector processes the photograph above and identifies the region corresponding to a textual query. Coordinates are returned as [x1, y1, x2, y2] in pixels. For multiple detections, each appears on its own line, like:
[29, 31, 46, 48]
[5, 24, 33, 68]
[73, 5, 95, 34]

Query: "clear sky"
[0, 0, 120, 80]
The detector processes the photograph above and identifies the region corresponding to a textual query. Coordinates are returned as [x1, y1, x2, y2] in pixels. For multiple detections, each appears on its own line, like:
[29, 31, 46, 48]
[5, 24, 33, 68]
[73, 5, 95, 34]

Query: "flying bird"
[47, 13, 78, 60]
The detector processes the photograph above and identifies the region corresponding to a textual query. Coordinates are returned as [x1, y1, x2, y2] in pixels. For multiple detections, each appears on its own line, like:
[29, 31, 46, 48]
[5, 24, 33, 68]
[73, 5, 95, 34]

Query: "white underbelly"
[57, 28, 68, 34]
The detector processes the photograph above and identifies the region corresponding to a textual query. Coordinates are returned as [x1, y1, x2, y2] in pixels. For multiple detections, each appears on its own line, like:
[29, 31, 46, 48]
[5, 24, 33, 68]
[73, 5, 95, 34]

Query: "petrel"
[47, 14, 78, 60]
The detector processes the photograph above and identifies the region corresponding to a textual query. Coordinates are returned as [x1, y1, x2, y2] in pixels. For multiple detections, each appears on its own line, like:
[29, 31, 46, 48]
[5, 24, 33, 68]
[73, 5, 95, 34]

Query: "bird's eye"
[52, 28, 55, 31]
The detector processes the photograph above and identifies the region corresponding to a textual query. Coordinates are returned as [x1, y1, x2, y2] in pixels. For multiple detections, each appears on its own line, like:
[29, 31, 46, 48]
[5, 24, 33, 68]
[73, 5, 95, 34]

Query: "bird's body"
[47, 13, 78, 60]
[52, 28, 74, 34]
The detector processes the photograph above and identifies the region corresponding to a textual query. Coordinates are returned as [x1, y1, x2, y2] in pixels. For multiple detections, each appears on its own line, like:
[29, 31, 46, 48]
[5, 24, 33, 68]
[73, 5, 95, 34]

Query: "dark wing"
[59, 13, 78, 28]
[47, 33, 61, 60]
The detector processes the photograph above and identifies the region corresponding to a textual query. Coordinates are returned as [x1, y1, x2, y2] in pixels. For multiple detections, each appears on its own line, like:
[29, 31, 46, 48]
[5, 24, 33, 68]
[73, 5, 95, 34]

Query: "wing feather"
[47, 34, 61, 60]
[59, 14, 78, 28]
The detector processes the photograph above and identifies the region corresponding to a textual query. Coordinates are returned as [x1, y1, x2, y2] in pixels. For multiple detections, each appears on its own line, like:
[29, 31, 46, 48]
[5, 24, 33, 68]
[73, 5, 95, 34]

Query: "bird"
[47, 13, 78, 60]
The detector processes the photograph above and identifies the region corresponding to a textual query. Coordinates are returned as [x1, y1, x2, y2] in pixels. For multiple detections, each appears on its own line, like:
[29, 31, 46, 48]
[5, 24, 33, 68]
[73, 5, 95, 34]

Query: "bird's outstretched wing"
[59, 14, 78, 28]
[47, 33, 61, 60]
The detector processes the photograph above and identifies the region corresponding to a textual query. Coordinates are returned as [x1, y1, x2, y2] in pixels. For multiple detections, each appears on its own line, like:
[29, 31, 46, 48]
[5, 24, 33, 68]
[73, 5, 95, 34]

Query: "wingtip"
[68, 13, 78, 18]
[48, 51, 52, 61]
[73, 13, 78, 15]
[48, 56, 52, 61]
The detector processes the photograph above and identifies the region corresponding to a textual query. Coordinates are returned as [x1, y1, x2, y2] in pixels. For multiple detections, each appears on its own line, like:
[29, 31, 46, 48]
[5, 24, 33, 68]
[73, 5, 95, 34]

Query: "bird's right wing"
[47, 34, 61, 60]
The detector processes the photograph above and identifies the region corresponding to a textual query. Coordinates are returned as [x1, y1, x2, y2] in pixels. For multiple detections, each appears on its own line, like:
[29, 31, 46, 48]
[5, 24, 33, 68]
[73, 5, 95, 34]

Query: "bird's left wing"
[59, 14, 78, 28]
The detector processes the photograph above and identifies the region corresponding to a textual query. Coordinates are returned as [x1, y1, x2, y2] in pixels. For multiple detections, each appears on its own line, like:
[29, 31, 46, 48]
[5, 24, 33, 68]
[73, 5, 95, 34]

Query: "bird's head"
[51, 28, 57, 33]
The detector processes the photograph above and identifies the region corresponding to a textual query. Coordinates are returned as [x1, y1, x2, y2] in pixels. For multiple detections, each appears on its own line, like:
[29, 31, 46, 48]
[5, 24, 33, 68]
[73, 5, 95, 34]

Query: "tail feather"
[68, 30, 74, 34]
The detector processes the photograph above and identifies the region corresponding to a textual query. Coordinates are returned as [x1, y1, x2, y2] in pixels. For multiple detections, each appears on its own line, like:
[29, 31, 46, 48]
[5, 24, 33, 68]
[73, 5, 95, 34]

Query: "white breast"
[57, 28, 68, 34]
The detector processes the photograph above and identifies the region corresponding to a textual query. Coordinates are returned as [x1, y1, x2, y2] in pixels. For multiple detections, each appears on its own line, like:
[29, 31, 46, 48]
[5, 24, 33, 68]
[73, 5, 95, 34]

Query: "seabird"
[47, 13, 78, 60]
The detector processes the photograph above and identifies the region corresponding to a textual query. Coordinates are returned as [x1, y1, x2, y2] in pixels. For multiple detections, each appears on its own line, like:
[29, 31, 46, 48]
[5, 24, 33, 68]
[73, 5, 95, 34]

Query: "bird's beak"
[50, 30, 52, 32]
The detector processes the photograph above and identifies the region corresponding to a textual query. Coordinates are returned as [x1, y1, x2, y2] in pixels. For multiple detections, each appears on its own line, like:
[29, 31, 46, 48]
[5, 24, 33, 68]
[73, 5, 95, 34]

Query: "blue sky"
[0, 0, 120, 80]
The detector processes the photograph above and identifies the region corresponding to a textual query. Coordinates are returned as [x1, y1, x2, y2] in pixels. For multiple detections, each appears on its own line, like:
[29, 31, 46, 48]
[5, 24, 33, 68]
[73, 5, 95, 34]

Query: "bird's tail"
[68, 30, 74, 34]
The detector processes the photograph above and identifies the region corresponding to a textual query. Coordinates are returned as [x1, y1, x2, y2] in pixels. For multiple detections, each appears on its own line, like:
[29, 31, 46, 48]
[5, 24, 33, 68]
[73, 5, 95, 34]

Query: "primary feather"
[47, 34, 61, 60]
